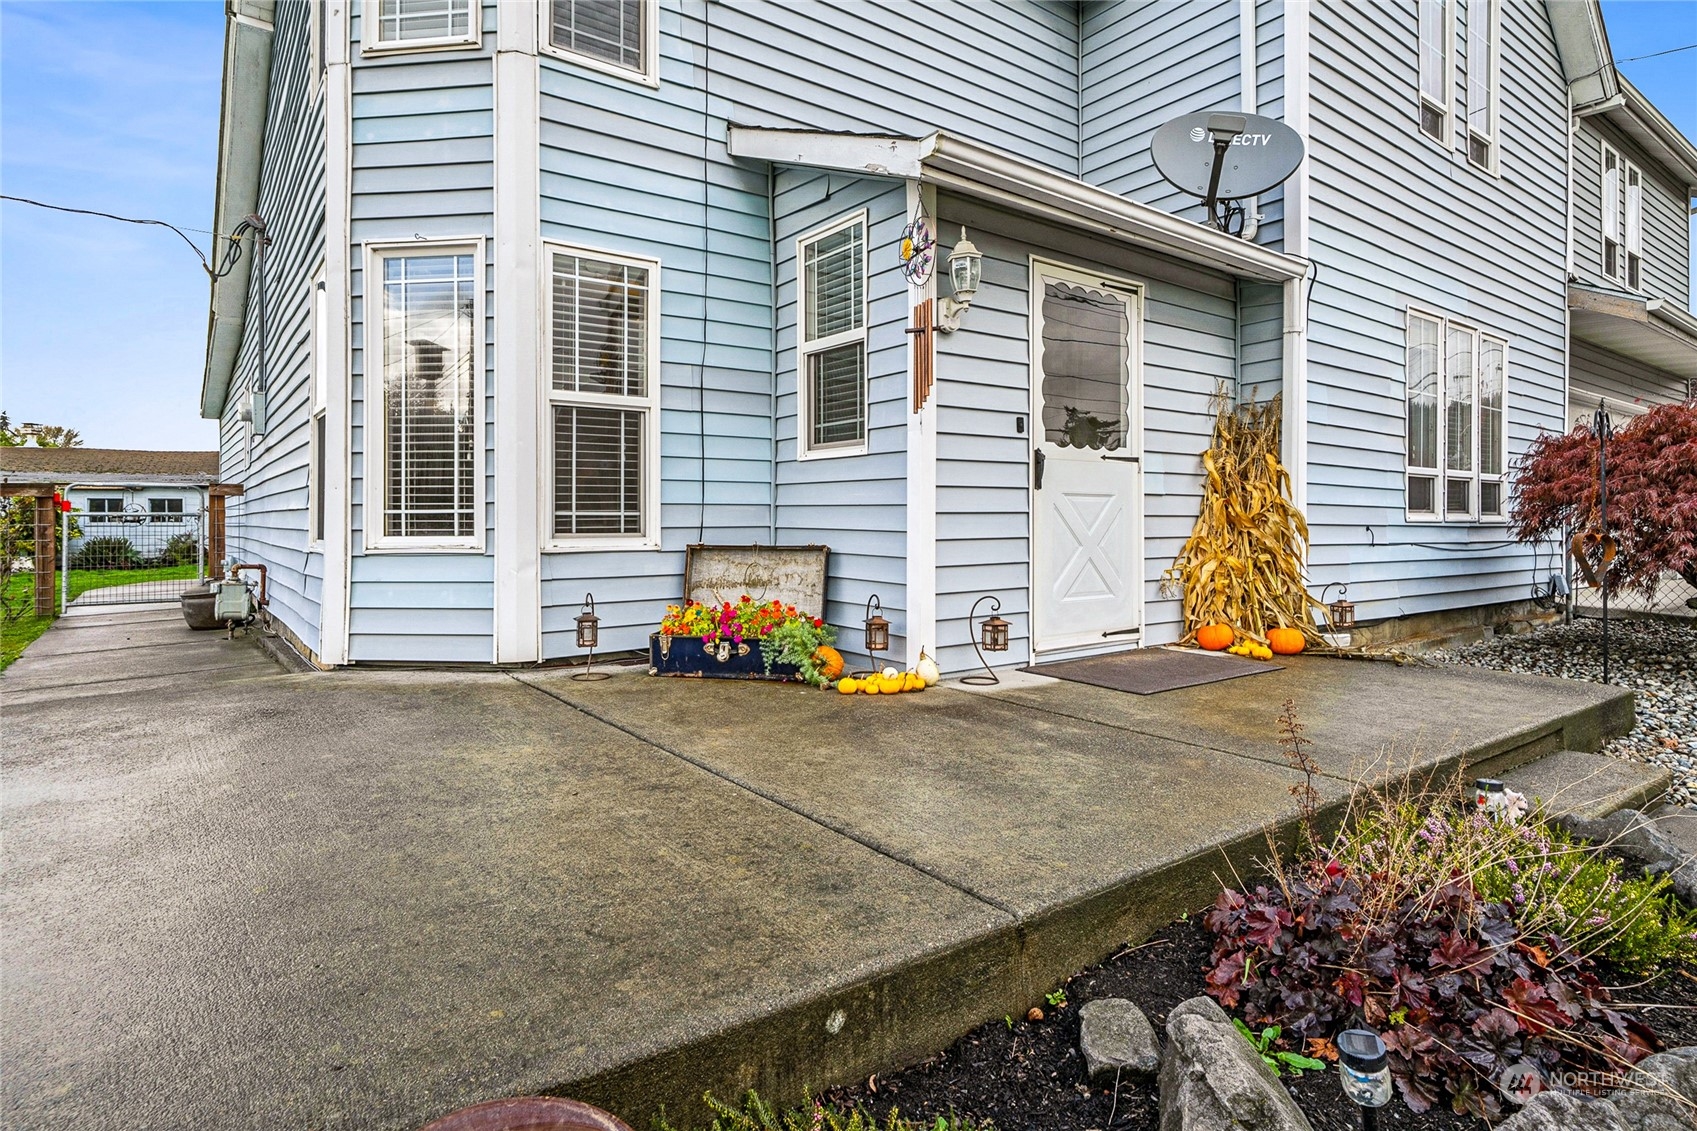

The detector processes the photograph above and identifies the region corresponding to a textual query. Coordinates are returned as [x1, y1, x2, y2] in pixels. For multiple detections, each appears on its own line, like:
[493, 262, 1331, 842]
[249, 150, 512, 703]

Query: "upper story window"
[1602, 144, 1644, 290]
[310, 273, 329, 545]
[546, 246, 658, 545]
[544, 0, 658, 85]
[369, 244, 481, 548]
[1464, 0, 1497, 170]
[797, 212, 868, 458]
[1417, 0, 1452, 142]
[364, 0, 478, 53]
[1406, 310, 1507, 523]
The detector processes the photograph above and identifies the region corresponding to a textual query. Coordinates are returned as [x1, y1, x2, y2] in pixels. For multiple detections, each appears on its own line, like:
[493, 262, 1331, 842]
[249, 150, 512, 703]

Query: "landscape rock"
[1157, 996, 1313, 1131]
[1494, 1090, 1629, 1131]
[1560, 808, 1697, 906]
[1610, 1046, 1697, 1131]
[1077, 998, 1160, 1085]
[1164, 994, 1230, 1029]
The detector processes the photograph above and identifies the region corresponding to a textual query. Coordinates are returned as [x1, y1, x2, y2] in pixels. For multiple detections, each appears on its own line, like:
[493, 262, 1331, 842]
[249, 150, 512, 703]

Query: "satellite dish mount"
[1149, 111, 1306, 237]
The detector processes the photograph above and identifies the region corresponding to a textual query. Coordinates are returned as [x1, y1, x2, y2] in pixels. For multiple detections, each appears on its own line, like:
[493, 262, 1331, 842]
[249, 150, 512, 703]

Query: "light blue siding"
[931, 196, 1242, 675]
[1572, 117, 1692, 309]
[1302, 0, 1571, 621]
[772, 172, 910, 668]
[219, 0, 326, 658]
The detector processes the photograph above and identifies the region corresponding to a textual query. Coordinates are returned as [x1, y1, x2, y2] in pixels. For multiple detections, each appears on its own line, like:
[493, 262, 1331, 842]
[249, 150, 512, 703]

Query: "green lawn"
[1, 565, 201, 671]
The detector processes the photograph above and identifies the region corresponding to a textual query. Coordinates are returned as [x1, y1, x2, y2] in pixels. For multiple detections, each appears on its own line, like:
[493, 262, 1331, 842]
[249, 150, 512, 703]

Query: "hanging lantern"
[575, 593, 600, 649]
[1322, 582, 1356, 629]
[962, 595, 1009, 686]
[864, 594, 890, 655]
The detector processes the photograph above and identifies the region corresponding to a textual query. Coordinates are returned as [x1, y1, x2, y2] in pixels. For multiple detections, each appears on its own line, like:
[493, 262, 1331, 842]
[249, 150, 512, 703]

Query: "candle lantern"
[962, 595, 1009, 685]
[573, 592, 610, 681]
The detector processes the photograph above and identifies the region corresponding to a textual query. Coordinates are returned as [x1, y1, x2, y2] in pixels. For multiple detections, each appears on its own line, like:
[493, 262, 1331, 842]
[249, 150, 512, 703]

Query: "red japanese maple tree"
[1509, 401, 1697, 597]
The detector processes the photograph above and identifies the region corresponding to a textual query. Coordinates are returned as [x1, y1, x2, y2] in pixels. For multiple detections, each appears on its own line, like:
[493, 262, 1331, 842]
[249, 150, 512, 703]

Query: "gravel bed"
[1428, 618, 1697, 807]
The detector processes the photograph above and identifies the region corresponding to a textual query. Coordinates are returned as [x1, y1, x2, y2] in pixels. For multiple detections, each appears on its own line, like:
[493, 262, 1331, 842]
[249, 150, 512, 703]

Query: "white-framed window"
[1417, 0, 1453, 143]
[545, 244, 659, 547]
[308, 0, 327, 89]
[309, 271, 329, 546]
[149, 498, 187, 523]
[541, 0, 658, 86]
[366, 242, 483, 549]
[1406, 309, 1508, 523]
[1464, 0, 1498, 170]
[1601, 144, 1643, 289]
[87, 497, 124, 523]
[361, 0, 478, 53]
[796, 211, 868, 458]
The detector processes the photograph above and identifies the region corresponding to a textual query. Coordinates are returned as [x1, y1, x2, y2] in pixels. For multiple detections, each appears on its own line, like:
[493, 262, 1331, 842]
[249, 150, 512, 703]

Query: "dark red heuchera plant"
[1203, 862, 1658, 1118]
[1510, 401, 1697, 597]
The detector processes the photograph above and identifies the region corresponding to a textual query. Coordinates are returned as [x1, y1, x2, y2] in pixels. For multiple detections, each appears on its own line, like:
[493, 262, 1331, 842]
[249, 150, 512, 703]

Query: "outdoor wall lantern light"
[863, 594, 891, 655]
[1321, 582, 1356, 629]
[573, 592, 610, 681]
[962, 594, 1010, 685]
[936, 227, 983, 333]
[1336, 1029, 1392, 1130]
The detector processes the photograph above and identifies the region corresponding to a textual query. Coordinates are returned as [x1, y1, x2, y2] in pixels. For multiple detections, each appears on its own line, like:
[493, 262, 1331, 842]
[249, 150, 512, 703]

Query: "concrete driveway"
[1, 606, 1630, 1130]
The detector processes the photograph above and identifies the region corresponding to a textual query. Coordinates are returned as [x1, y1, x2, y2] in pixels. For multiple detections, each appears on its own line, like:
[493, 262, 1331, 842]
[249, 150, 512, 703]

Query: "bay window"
[369, 244, 481, 547]
[547, 246, 658, 545]
[1406, 310, 1507, 523]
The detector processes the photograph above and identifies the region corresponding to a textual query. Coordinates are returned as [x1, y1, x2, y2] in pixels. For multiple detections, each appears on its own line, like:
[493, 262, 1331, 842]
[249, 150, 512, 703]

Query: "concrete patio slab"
[1, 616, 1637, 1131]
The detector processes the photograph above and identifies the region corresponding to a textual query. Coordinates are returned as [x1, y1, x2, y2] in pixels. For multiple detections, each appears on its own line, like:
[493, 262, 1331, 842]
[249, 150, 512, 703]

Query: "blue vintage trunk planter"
[647, 633, 804, 681]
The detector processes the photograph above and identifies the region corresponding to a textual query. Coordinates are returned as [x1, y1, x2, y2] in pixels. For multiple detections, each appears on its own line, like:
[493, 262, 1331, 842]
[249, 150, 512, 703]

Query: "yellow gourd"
[838, 677, 859, 694]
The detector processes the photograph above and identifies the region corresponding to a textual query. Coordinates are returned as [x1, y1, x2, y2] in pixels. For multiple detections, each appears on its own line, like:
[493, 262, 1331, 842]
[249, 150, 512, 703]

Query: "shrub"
[1203, 771, 1687, 1118]
[156, 533, 201, 567]
[71, 537, 141, 570]
[657, 1091, 989, 1131]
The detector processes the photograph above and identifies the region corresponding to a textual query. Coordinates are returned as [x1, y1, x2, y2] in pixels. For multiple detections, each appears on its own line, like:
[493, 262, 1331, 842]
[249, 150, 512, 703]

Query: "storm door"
[1029, 261, 1143, 656]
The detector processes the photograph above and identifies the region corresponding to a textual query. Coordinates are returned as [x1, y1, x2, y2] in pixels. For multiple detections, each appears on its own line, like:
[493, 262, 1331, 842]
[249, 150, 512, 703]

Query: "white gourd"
[916, 650, 941, 687]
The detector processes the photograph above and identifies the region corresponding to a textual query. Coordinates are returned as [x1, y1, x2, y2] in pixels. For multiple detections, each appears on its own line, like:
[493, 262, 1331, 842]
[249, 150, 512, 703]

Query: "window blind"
[554, 405, 643, 535]
[551, 0, 643, 71]
[551, 254, 647, 397]
[805, 224, 865, 341]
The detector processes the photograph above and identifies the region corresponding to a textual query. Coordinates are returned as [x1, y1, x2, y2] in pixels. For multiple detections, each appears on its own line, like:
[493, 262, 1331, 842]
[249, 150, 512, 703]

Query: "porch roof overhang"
[1569, 283, 1697, 381]
[726, 127, 1309, 284]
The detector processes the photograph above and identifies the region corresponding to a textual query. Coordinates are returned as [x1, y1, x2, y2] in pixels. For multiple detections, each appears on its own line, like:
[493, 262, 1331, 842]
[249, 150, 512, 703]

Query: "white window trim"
[359, 0, 481, 56]
[1623, 158, 1644, 291]
[538, 0, 660, 88]
[361, 238, 486, 553]
[1417, 0, 1456, 148]
[1464, 0, 1499, 175]
[309, 269, 329, 550]
[795, 210, 870, 461]
[308, 0, 326, 98]
[1404, 307, 1509, 526]
[540, 240, 662, 553]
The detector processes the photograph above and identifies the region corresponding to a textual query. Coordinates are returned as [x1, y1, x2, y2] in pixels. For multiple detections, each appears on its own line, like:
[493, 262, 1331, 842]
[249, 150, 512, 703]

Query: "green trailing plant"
[761, 615, 838, 687]
[1232, 1019, 1327, 1077]
[656, 1091, 990, 1131]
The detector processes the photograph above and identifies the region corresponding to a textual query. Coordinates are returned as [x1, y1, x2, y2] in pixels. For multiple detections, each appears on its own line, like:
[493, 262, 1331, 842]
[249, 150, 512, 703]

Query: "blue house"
[203, 0, 1696, 671]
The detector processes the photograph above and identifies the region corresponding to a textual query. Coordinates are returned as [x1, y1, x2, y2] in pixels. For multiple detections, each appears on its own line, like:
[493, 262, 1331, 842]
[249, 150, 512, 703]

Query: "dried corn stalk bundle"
[1160, 390, 1326, 645]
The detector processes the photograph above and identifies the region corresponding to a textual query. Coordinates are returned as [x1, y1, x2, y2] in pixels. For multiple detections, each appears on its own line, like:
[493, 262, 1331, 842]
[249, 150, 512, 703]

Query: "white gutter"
[727, 127, 1307, 284]
[1281, 0, 1312, 514]
[200, 0, 275, 420]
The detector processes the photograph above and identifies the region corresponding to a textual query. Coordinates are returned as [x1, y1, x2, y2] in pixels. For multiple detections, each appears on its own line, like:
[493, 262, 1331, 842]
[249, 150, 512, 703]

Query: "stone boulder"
[1494, 1046, 1697, 1131]
[1078, 998, 1159, 1085]
[1156, 996, 1313, 1131]
[1559, 809, 1697, 906]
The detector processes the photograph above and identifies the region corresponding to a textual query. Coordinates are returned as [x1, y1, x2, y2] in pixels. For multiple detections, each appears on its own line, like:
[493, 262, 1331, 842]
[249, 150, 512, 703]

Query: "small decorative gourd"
[1267, 627, 1305, 655]
[1196, 623, 1234, 651]
[916, 650, 941, 687]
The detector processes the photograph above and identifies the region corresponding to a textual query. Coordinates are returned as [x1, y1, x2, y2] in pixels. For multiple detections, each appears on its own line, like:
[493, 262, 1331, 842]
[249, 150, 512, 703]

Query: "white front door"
[1029, 261, 1143, 657]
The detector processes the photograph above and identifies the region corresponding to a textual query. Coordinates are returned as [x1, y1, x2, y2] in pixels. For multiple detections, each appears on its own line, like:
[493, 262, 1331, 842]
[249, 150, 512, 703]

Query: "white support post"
[1282, 0, 1311, 514]
[318, 0, 353, 666]
[903, 181, 939, 668]
[492, 2, 543, 663]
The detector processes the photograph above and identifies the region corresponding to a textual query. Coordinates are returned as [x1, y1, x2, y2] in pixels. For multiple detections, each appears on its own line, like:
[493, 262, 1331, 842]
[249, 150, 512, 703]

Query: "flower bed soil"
[821, 916, 1697, 1131]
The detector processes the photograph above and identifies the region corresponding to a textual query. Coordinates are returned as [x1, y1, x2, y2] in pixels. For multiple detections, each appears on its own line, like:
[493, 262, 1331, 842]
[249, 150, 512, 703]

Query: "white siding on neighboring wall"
[344, 0, 496, 662]
[930, 196, 1240, 675]
[221, 0, 327, 657]
[1302, 0, 1570, 620]
[1569, 340, 1689, 423]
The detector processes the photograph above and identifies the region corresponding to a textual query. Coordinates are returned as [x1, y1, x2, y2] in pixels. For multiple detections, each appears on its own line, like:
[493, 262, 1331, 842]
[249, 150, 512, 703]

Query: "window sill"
[362, 540, 485, 554]
[544, 537, 661, 554]
[797, 443, 870, 462]
[360, 34, 482, 57]
[539, 43, 659, 88]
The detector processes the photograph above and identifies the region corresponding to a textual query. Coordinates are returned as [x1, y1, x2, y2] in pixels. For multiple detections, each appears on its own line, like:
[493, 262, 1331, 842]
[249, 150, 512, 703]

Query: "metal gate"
[66, 503, 204, 607]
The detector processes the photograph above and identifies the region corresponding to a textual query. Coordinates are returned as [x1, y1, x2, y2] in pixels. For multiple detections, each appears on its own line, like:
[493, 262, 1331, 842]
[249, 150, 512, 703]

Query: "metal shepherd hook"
[1594, 399, 1613, 686]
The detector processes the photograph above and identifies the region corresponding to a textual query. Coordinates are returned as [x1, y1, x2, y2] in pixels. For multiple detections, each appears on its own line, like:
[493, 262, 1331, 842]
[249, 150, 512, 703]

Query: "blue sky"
[1, 1, 1694, 451]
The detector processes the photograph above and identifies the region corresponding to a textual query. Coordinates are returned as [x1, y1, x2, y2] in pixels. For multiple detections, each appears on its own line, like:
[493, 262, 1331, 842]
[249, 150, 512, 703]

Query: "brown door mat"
[1021, 646, 1279, 695]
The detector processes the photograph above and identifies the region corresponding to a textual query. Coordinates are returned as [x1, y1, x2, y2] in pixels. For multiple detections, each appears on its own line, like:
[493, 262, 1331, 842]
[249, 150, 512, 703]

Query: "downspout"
[1281, 0, 1310, 514]
[1238, 0, 1261, 242]
[769, 163, 779, 545]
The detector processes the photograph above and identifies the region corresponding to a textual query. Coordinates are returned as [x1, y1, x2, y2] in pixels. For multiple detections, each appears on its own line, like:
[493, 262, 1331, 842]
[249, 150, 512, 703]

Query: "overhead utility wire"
[0, 194, 262, 280]
[1570, 42, 1697, 85]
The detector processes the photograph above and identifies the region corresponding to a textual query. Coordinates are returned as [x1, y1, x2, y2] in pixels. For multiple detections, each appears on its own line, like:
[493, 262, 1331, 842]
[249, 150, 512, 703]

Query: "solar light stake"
[573, 592, 610, 681]
[1336, 1029, 1392, 1131]
[962, 595, 1010, 686]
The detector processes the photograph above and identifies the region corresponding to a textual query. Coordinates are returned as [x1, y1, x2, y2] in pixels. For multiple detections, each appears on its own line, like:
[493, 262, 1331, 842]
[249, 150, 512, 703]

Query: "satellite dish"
[1151, 112, 1305, 201]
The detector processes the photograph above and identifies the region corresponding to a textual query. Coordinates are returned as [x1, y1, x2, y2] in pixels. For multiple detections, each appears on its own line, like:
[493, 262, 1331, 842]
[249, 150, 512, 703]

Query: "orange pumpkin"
[1196, 623, 1234, 651]
[812, 646, 845, 681]
[1267, 627, 1306, 655]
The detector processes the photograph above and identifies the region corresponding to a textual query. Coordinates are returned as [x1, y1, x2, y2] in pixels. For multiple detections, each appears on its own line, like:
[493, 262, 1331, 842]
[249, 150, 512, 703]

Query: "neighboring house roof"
[1546, 0, 1620, 112]
[1600, 77, 1697, 196]
[0, 448, 223, 488]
